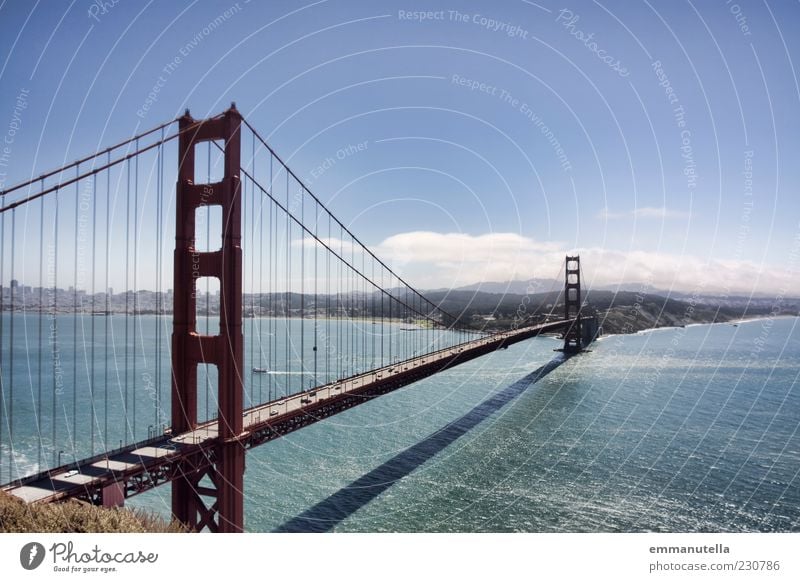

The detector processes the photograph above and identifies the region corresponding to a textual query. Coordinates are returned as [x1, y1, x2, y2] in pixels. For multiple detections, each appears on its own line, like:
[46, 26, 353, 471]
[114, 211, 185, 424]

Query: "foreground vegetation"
[0, 491, 184, 533]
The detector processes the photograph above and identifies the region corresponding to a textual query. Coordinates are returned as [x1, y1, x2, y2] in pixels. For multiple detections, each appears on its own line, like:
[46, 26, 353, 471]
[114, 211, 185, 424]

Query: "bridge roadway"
[2, 319, 573, 506]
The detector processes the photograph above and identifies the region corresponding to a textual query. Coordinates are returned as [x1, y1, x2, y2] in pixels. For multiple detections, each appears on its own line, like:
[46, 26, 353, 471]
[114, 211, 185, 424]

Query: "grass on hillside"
[0, 491, 185, 533]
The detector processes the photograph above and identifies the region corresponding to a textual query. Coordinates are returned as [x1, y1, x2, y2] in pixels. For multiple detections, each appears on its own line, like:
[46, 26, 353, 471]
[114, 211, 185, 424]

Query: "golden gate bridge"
[0, 105, 596, 532]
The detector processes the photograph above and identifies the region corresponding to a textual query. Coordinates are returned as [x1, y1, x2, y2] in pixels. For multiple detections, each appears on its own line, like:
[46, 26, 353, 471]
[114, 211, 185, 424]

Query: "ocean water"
[3, 314, 799, 532]
[0, 313, 465, 479]
[135, 316, 799, 532]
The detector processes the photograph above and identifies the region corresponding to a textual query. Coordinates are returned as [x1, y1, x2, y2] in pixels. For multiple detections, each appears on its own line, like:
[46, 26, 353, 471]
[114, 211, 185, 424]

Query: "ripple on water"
[123, 320, 800, 532]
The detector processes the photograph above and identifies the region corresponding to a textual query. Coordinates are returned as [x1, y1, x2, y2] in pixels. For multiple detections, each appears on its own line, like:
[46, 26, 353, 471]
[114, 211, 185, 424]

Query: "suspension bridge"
[0, 105, 596, 532]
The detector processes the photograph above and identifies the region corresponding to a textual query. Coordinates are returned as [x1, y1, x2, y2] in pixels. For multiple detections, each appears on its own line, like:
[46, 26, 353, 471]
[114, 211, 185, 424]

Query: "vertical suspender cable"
[37, 194, 44, 471]
[326, 213, 331, 384]
[285, 172, 290, 395]
[362, 246, 366, 369]
[8, 209, 15, 476]
[350, 234, 354, 373]
[249, 143, 255, 406]
[347, 237, 358, 376]
[255, 131, 263, 404]
[133, 141, 139, 440]
[73, 167, 79, 453]
[338, 223, 343, 380]
[104, 153, 110, 448]
[124, 158, 130, 442]
[156, 129, 163, 430]
[346, 235, 350, 375]
[273, 160, 278, 399]
[314, 199, 318, 387]
[0, 208, 4, 481]
[388, 273, 392, 365]
[52, 189, 59, 466]
[274, 172, 279, 398]
[300, 185, 304, 392]
[205, 142, 210, 421]
[90, 171, 97, 454]
[268, 155, 273, 402]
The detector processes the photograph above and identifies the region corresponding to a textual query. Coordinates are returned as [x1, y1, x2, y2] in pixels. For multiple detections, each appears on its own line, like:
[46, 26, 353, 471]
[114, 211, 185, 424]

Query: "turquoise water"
[143, 316, 800, 532]
[0, 313, 465, 479]
[3, 315, 799, 532]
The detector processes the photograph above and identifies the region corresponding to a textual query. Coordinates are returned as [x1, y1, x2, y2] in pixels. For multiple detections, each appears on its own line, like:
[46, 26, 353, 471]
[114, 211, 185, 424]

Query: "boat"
[252, 367, 269, 374]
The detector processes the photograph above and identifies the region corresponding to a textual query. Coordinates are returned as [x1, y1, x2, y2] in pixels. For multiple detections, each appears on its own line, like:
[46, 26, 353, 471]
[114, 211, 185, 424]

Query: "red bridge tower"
[172, 106, 245, 532]
[563, 255, 583, 352]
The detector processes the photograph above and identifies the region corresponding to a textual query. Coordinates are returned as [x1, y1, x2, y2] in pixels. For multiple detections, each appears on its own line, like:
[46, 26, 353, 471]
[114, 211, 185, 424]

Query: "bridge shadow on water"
[274, 353, 571, 532]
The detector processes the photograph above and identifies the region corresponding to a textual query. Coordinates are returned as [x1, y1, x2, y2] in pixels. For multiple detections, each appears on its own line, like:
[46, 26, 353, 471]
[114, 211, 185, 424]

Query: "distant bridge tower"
[563, 255, 583, 352]
[172, 105, 245, 532]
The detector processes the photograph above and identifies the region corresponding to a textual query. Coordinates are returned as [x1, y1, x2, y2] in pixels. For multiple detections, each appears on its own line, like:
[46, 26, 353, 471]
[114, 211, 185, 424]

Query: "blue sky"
[1, 0, 799, 294]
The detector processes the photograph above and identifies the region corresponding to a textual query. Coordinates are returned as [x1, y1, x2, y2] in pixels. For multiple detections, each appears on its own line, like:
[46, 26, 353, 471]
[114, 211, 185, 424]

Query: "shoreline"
[597, 314, 798, 340]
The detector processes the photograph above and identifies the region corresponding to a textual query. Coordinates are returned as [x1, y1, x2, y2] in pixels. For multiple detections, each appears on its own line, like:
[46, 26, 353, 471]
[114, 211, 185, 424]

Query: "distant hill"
[421, 287, 800, 334]
[445, 279, 790, 303]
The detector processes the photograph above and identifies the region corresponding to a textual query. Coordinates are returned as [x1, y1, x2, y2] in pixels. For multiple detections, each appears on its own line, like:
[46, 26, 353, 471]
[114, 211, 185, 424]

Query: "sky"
[1, 0, 799, 295]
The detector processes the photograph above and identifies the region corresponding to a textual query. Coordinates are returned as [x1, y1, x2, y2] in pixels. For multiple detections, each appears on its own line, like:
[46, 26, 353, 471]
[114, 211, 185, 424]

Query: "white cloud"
[577, 248, 796, 296]
[373, 231, 563, 289]
[293, 236, 358, 256]
[353, 230, 799, 295]
[598, 206, 691, 220]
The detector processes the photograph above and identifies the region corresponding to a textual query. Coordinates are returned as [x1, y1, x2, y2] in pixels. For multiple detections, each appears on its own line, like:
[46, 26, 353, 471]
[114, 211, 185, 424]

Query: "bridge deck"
[2, 319, 572, 506]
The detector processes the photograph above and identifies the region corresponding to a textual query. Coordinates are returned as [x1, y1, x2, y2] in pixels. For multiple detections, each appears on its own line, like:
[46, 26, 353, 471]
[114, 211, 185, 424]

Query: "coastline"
[596, 314, 799, 340]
